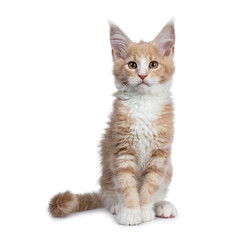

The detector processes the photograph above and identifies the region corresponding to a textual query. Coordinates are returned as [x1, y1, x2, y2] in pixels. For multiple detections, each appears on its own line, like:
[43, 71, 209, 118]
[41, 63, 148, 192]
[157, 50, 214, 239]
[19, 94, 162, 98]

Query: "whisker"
[121, 82, 130, 92]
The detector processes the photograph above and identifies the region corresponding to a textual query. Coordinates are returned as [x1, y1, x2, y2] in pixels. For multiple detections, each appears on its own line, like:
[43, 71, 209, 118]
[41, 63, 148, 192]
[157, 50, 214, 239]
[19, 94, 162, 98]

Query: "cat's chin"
[135, 84, 151, 94]
[115, 80, 151, 94]
[115, 80, 171, 96]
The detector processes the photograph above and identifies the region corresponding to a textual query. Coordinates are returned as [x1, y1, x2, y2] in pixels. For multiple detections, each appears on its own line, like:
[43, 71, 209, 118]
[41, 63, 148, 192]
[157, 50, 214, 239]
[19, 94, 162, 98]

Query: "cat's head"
[110, 21, 175, 95]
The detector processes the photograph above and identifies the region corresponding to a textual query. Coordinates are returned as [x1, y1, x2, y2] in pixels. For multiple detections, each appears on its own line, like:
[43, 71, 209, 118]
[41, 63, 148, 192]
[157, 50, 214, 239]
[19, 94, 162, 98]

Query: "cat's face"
[110, 22, 175, 94]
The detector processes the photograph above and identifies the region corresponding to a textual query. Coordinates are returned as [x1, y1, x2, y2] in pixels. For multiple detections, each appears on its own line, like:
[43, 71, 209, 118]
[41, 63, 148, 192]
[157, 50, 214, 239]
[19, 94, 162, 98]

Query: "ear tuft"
[109, 22, 131, 59]
[154, 20, 175, 56]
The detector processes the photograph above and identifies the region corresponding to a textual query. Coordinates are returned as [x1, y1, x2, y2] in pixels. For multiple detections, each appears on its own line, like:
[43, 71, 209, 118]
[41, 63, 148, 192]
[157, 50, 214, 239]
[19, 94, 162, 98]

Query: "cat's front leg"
[139, 149, 171, 222]
[113, 153, 142, 226]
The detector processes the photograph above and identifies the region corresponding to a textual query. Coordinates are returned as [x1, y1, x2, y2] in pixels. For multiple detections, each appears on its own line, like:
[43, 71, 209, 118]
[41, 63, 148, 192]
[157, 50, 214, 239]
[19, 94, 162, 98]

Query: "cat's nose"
[138, 74, 148, 80]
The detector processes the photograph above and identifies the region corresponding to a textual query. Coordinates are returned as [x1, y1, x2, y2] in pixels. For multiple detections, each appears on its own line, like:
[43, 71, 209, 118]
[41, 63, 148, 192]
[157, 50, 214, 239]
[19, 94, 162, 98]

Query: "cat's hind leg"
[101, 189, 120, 214]
[109, 203, 120, 215]
[155, 201, 177, 218]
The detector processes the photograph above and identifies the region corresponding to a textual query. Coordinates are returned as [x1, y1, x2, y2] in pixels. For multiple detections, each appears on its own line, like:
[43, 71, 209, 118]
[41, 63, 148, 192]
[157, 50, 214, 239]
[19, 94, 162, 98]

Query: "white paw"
[109, 204, 119, 215]
[155, 201, 177, 218]
[141, 206, 155, 222]
[117, 208, 142, 226]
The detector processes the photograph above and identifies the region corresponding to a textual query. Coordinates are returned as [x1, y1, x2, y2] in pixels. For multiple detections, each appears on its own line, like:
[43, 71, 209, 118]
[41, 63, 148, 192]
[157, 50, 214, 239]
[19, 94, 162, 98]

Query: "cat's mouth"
[137, 81, 150, 87]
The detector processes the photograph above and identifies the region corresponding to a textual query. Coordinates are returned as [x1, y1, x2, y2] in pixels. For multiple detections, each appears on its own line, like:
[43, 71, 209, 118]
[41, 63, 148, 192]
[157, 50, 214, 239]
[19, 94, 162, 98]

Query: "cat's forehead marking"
[127, 42, 161, 60]
[138, 56, 148, 75]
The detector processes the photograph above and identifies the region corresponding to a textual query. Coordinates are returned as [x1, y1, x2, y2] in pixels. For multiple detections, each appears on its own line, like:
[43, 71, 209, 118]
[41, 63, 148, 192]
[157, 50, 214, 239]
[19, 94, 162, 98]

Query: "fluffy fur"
[49, 21, 177, 225]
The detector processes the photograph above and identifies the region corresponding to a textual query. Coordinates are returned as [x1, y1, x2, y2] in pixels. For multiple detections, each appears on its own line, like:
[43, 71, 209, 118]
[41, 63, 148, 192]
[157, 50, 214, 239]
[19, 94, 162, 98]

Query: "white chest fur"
[121, 93, 171, 168]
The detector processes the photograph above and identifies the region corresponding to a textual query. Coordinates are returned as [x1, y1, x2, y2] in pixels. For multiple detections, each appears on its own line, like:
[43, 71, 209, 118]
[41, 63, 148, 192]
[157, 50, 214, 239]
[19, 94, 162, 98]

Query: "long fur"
[49, 21, 177, 225]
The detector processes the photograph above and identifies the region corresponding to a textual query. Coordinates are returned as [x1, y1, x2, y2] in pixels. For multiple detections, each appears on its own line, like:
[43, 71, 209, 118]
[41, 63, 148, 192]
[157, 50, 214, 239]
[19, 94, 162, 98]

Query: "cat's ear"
[109, 23, 132, 60]
[153, 21, 175, 57]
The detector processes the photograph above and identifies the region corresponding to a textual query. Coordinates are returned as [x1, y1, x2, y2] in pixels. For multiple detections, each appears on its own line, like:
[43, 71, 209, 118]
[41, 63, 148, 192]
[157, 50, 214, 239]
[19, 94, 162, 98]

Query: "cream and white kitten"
[49, 21, 177, 225]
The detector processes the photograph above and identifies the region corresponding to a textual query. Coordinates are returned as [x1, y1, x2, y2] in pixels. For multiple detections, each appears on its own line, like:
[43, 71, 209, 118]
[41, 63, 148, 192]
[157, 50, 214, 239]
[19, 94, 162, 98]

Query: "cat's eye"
[149, 61, 159, 69]
[128, 61, 137, 69]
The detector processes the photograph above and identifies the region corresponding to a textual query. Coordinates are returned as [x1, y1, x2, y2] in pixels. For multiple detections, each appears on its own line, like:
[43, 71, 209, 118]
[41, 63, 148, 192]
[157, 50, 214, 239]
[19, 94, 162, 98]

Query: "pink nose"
[138, 74, 148, 80]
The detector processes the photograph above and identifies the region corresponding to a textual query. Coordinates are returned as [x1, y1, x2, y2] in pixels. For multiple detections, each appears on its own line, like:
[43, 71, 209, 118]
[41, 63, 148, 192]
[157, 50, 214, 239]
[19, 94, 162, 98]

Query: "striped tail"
[49, 191, 103, 218]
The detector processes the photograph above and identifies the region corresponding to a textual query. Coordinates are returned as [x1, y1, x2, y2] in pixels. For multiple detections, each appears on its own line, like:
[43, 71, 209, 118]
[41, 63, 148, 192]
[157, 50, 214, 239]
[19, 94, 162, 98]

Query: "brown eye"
[128, 61, 137, 69]
[149, 61, 159, 69]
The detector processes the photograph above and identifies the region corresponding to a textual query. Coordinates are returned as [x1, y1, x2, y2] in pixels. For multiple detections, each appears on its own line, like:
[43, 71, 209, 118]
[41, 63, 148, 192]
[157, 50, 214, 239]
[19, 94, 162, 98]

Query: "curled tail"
[49, 191, 103, 218]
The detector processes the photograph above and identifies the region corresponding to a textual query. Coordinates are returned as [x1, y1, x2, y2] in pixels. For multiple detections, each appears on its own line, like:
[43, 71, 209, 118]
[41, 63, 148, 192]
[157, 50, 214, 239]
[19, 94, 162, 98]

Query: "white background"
[0, 0, 240, 239]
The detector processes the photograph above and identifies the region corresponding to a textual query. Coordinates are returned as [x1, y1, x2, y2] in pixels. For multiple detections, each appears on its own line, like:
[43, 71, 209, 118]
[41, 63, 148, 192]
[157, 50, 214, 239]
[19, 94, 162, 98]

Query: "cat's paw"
[155, 201, 177, 218]
[109, 204, 120, 215]
[141, 205, 155, 222]
[117, 208, 142, 226]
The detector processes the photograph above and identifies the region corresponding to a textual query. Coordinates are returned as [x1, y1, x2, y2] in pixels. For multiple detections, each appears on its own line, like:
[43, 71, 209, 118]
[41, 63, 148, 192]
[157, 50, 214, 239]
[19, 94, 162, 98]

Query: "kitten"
[49, 21, 177, 225]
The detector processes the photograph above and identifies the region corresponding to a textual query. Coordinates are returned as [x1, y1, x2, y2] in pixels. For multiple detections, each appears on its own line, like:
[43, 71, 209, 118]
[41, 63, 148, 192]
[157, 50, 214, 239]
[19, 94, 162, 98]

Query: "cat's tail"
[48, 191, 103, 218]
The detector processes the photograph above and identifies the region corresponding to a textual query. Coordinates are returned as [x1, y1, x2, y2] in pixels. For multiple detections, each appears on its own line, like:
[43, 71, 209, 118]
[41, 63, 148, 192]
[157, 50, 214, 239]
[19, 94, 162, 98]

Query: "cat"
[49, 20, 177, 225]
